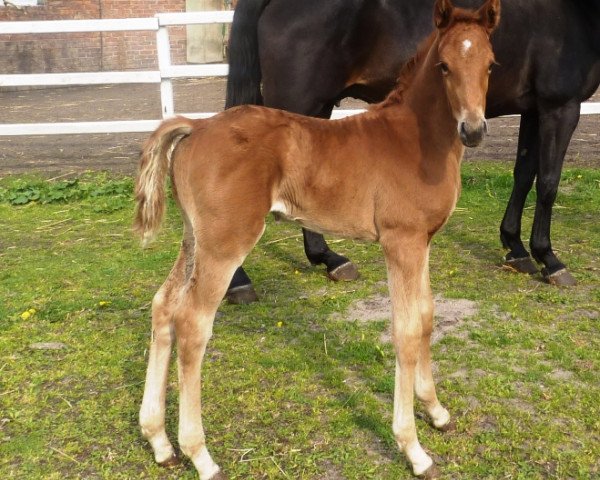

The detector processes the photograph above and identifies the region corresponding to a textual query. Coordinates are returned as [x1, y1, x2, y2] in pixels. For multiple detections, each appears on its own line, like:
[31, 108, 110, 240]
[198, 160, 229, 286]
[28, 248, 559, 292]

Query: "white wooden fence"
[0, 11, 598, 136]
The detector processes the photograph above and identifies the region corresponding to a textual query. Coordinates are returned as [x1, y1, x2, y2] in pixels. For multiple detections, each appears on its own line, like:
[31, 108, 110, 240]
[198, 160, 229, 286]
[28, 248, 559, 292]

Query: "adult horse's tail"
[225, 0, 271, 108]
[134, 117, 193, 246]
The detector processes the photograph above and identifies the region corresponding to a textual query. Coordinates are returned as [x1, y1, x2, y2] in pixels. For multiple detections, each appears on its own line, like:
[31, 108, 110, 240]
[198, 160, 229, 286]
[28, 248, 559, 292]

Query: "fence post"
[156, 24, 175, 118]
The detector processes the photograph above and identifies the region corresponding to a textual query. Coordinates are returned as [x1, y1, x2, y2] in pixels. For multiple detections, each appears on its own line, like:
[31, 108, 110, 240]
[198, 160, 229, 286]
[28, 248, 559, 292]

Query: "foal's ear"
[477, 0, 501, 33]
[434, 0, 454, 29]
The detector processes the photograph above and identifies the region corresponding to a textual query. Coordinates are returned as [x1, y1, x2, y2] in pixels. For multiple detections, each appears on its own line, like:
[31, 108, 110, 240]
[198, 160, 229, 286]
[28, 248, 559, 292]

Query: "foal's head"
[434, 0, 500, 147]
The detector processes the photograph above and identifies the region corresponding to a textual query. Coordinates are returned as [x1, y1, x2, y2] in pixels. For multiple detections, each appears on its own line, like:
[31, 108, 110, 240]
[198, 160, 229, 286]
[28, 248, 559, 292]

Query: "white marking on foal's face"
[461, 39, 472, 57]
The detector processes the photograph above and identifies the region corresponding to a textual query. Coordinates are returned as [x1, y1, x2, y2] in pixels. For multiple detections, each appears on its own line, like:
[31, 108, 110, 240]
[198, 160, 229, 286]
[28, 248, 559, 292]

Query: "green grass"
[0, 162, 598, 479]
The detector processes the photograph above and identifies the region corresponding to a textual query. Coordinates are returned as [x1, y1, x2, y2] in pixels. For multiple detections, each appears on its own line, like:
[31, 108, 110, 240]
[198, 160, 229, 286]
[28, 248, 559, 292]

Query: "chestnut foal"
[134, 0, 499, 477]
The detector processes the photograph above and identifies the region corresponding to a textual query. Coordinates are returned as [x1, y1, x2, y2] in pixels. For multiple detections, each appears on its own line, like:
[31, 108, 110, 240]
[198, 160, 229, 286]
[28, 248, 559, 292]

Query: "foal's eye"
[438, 62, 450, 75]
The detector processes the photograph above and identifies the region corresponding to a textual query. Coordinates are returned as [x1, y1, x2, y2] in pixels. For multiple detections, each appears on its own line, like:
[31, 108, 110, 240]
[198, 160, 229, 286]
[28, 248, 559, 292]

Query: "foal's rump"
[134, 107, 296, 247]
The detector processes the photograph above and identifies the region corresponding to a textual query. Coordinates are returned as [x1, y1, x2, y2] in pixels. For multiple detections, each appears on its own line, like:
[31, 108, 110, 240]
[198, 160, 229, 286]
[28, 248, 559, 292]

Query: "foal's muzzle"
[459, 119, 488, 147]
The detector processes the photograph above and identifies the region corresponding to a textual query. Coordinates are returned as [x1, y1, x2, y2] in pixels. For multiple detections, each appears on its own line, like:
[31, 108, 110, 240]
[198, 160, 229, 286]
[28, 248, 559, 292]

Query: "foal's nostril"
[459, 120, 486, 147]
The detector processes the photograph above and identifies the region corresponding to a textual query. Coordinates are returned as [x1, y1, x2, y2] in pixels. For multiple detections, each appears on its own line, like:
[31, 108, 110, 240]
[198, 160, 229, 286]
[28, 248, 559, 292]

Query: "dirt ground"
[332, 292, 480, 346]
[0, 78, 598, 175]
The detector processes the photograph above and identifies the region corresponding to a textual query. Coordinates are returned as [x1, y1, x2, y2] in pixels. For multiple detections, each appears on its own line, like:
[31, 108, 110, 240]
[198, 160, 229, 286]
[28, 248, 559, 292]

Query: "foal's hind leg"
[139, 231, 194, 466]
[414, 250, 451, 431]
[174, 254, 247, 479]
[176, 222, 265, 479]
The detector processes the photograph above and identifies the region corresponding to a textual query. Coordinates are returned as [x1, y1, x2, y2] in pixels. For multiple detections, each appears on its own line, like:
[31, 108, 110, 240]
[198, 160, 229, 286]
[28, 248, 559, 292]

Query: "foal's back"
[173, 103, 458, 242]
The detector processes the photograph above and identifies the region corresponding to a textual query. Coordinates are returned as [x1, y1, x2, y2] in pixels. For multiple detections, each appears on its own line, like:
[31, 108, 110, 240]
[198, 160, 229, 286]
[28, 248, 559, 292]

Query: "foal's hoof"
[226, 285, 259, 304]
[435, 418, 456, 432]
[542, 268, 577, 287]
[158, 452, 181, 468]
[327, 261, 359, 281]
[418, 464, 441, 479]
[209, 471, 229, 480]
[503, 256, 538, 274]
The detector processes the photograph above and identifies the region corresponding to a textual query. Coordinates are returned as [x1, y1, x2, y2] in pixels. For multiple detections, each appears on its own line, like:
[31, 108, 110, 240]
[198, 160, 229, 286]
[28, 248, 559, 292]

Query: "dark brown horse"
[224, 0, 600, 302]
[134, 0, 499, 477]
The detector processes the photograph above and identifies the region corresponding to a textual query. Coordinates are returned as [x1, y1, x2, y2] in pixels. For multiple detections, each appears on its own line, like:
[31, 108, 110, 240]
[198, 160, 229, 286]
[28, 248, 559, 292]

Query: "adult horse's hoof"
[327, 261, 359, 281]
[418, 463, 440, 479]
[226, 284, 259, 304]
[157, 452, 181, 468]
[542, 268, 577, 287]
[503, 256, 538, 274]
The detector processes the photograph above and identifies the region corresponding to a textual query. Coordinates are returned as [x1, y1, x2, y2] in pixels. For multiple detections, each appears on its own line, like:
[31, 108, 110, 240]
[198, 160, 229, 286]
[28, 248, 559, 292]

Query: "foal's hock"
[134, 0, 500, 477]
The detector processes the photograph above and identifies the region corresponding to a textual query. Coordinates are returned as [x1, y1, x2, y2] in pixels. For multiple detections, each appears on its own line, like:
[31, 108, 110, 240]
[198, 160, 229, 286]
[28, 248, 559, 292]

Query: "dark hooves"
[435, 418, 456, 433]
[503, 256, 538, 274]
[210, 471, 229, 480]
[542, 268, 577, 287]
[327, 261, 360, 281]
[418, 464, 441, 479]
[158, 453, 181, 468]
[226, 284, 259, 304]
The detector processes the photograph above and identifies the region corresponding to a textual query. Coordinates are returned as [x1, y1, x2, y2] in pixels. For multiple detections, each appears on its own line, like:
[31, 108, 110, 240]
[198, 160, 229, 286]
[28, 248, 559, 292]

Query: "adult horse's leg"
[226, 266, 257, 305]
[530, 102, 580, 286]
[500, 111, 540, 275]
[303, 229, 359, 281]
[140, 227, 194, 467]
[382, 232, 436, 478]
[226, 224, 357, 305]
[414, 249, 451, 432]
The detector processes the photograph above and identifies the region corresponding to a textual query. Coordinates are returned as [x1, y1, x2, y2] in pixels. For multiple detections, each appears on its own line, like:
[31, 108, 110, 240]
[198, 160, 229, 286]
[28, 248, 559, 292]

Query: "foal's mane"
[373, 34, 437, 110]
[373, 9, 485, 110]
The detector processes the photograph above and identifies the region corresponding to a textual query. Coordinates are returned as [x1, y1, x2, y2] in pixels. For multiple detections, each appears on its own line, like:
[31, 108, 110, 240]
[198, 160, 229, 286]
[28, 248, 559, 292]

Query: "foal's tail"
[133, 117, 194, 246]
[225, 0, 271, 108]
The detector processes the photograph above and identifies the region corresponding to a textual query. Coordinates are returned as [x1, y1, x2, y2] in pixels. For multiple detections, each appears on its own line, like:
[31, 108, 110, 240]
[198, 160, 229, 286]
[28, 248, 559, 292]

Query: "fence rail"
[0, 11, 598, 136]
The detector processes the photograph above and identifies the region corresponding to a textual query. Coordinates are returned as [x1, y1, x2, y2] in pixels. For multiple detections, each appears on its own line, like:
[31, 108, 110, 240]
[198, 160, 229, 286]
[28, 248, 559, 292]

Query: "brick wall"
[0, 0, 187, 73]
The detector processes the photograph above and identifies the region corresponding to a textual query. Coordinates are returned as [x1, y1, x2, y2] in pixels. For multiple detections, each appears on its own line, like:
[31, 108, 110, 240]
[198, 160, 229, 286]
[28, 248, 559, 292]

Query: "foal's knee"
[174, 308, 214, 361]
[152, 288, 173, 321]
[393, 332, 421, 367]
[419, 300, 434, 336]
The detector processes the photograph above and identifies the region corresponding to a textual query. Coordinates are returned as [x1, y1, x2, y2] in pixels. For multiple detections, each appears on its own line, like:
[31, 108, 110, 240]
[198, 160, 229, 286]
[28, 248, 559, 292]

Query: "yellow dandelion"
[277, 321, 283, 328]
[20, 310, 31, 320]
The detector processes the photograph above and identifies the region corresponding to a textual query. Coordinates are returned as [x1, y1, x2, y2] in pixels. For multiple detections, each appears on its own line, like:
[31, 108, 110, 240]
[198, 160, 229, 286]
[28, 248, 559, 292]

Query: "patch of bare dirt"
[332, 293, 479, 345]
[548, 368, 574, 381]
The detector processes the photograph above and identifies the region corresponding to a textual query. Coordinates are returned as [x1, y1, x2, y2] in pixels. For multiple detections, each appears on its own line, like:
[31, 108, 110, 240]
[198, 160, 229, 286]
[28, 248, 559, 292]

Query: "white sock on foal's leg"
[191, 446, 221, 480]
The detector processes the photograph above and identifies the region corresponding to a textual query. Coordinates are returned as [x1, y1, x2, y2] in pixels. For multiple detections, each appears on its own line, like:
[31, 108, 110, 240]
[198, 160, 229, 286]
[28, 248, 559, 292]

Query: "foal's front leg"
[383, 236, 436, 478]
[415, 252, 451, 431]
